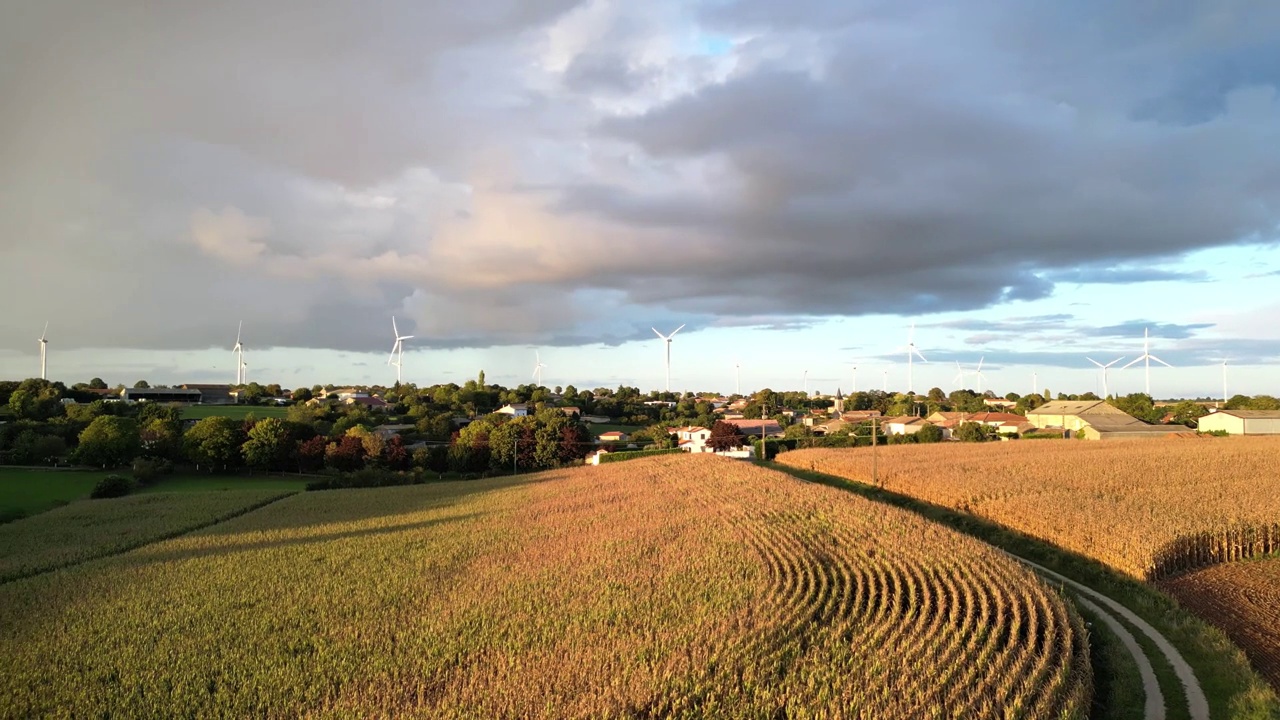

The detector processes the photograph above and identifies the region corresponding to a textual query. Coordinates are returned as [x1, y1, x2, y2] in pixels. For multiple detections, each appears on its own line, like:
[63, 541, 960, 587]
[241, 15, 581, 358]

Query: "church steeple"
[833, 388, 845, 415]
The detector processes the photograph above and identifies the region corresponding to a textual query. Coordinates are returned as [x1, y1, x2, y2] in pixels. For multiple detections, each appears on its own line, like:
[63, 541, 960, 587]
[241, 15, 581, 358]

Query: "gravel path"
[1013, 554, 1209, 720]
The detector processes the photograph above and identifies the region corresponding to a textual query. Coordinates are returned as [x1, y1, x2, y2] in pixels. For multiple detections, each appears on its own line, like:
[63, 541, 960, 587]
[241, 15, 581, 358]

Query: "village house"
[1194, 409, 1280, 435]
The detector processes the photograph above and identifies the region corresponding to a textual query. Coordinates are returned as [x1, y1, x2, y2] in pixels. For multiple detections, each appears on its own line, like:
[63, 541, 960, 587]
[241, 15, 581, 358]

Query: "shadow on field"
[116, 511, 487, 569]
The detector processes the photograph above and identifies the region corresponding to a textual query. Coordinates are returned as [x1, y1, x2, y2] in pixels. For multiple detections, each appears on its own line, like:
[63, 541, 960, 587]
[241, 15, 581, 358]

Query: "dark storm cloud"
[1042, 268, 1210, 285]
[3, 0, 1280, 355]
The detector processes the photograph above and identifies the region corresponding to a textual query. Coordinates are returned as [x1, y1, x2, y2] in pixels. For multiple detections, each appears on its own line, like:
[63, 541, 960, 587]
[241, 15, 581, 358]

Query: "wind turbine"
[1121, 328, 1171, 396]
[38, 322, 48, 380]
[952, 361, 968, 391]
[1086, 356, 1124, 398]
[848, 362, 858, 393]
[232, 321, 244, 385]
[735, 360, 741, 395]
[1221, 358, 1229, 407]
[901, 323, 928, 394]
[388, 316, 414, 385]
[802, 369, 809, 396]
[652, 324, 685, 393]
[1032, 372, 1038, 398]
[532, 351, 546, 387]
[972, 357, 986, 395]
[882, 368, 889, 392]
[240, 359, 248, 386]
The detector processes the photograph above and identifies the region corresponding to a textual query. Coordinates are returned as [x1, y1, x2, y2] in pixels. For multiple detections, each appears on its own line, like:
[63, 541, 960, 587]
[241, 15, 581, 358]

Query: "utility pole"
[513, 437, 518, 475]
[871, 417, 879, 485]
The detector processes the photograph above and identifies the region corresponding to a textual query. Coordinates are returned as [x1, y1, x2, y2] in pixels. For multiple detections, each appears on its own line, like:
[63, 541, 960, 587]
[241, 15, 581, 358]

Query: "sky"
[2, 1, 1279, 399]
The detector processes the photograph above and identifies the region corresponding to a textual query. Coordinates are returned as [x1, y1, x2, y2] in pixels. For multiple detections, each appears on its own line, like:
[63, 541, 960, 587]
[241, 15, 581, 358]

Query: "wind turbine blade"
[1121, 357, 1143, 369]
[913, 348, 928, 363]
[1106, 357, 1125, 368]
[1149, 355, 1172, 367]
[652, 328, 665, 339]
[236, 321, 242, 344]
[976, 357, 984, 373]
[41, 321, 48, 340]
[399, 335, 414, 341]
[1086, 357, 1104, 368]
[670, 324, 686, 336]
[392, 316, 399, 336]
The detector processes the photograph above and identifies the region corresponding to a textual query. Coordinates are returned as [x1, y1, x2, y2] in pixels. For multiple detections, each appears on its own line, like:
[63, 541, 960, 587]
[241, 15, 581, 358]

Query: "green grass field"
[0, 468, 309, 521]
[181, 404, 290, 421]
[585, 422, 642, 438]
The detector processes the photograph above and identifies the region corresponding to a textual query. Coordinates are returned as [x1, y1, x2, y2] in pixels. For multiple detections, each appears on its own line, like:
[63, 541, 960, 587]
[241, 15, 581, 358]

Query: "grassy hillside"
[0, 456, 1089, 718]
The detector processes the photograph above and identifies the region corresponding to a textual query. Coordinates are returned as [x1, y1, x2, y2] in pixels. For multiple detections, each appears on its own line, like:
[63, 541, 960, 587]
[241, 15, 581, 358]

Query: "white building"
[668, 426, 712, 453]
[496, 403, 530, 417]
[1197, 409, 1280, 435]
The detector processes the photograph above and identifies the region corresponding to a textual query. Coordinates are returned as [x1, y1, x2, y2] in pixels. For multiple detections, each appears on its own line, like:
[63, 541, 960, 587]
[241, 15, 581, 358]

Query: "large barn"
[1196, 409, 1280, 435]
[1026, 400, 1195, 440]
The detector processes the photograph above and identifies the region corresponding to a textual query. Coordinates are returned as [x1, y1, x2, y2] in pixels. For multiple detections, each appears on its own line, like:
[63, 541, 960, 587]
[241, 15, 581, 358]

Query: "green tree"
[88, 377, 108, 389]
[1168, 400, 1208, 427]
[75, 416, 141, 468]
[184, 416, 245, 472]
[916, 423, 945, 444]
[8, 379, 65, 420]
[242, 418, 291, 472]
[291, 387, 314, 403]
[140, 418, 183, 460]
[954, 421, 992, 443]
[133, 380, 150, 389]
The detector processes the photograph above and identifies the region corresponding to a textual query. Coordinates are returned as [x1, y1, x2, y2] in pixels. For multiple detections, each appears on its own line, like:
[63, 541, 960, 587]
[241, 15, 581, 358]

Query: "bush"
[131, 457, 173, 486]
[90, 474, 135, 499]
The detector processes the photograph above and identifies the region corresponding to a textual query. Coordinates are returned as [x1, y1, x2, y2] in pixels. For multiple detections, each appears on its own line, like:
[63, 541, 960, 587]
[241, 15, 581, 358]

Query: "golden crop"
[0, 456, 1089, 718]
[778, 436, 1280, 580]
[0, 489, 292, 582]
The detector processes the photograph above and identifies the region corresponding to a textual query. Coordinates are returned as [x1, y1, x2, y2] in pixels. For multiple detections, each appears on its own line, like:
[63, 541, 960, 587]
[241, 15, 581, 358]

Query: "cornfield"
[777, 436, 1280, 580]
[0, 456, 1090, 718]
[0, 489, 292, 582]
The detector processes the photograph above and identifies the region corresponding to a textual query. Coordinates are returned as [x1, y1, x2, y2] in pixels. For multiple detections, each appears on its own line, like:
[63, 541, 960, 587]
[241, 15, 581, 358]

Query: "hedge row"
[597, 448, 684, 464]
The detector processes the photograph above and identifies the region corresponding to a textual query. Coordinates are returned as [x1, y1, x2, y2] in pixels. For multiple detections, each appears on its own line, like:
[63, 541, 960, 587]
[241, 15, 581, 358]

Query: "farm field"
[180, 404, 290, 421]
[0, 456, 1090, 718]
[0, 489, 294, 582]
[0, 468, 307, 521]
[777, 437, 1280, 581]
[1160, 556, 1280, 692]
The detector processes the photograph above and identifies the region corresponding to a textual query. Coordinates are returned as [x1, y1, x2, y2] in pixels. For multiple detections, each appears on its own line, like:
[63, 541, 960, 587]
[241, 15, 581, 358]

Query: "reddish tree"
[296, 435, 327, 473]
[707, 420, 746, 452]
[325, 434, 366, 472]
[385, 435, 411, 471]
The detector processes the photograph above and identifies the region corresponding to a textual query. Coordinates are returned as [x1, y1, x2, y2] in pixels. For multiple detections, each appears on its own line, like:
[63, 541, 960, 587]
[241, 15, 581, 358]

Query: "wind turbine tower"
[1122, 328, 1172, 396]
[232, 322, 245, 385]
[38, 322, 48, 380]
[849, 363, 858, 394]
[735, 361, 741, 395]
[803, 369, 809, 396]
[1221, 358, 1229, 407]
[1086, 356, 1124, 398]
[903, 323, 928, 394]
[652, 324, 685, 393]
[387, 316, 414, 385]
[532, 351, 547, 387]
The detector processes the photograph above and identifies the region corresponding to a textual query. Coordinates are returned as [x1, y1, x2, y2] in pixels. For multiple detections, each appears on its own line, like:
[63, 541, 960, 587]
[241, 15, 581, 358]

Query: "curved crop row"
[0, 456, 1089, 718]
[777, 436, 1280, 580]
